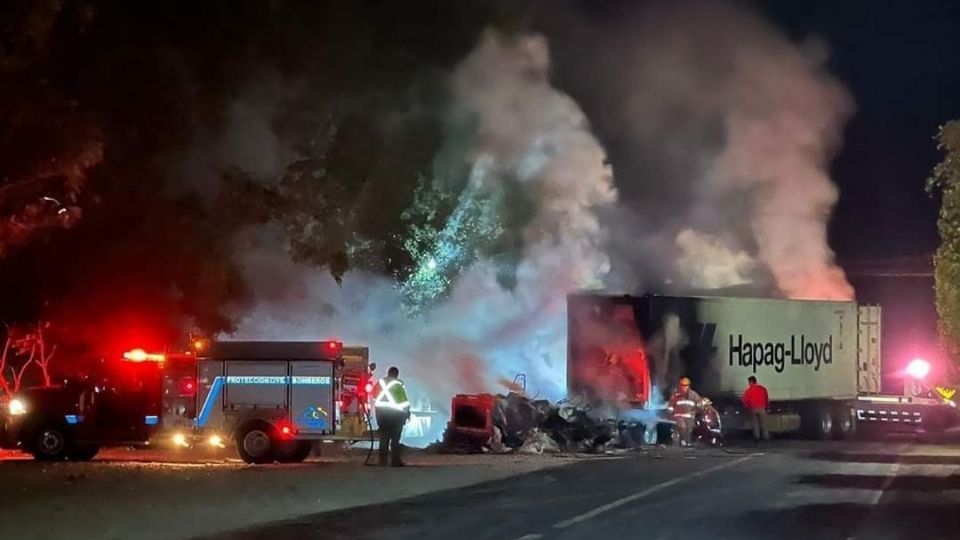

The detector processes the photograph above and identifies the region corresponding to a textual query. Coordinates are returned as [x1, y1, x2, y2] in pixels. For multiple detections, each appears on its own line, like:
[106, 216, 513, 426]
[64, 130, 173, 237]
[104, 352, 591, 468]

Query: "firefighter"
[373, 366, 410, 467]
[742, 375, 770, 443]
[669, 377, 703, 447]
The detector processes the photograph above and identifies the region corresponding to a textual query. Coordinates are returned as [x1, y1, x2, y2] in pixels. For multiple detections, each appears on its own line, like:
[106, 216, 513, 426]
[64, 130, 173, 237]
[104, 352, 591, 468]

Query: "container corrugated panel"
[857, 305, 882, 394]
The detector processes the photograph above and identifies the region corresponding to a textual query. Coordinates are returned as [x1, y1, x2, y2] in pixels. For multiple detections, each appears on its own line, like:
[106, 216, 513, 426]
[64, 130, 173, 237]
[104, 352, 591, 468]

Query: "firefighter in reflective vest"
[373, 366, 410, 467]
[669, 377, 703, 447]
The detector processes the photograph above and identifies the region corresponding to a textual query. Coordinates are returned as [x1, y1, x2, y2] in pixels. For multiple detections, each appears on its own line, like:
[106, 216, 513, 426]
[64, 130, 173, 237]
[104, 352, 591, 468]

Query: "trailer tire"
[30, 424, 70, 461]
[236, 422, 275, 464]
[68, 444, 100, 461]
[275, 440, 312, 463]
[803, 404, 834, 440]
[833, 405, 856, 440]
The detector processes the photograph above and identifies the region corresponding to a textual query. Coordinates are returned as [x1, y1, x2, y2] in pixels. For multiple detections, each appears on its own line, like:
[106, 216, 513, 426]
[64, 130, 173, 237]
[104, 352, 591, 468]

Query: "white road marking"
[552, 455, 754, 529]
[869, 461, 901, 506]
[514, 534, 543, 540]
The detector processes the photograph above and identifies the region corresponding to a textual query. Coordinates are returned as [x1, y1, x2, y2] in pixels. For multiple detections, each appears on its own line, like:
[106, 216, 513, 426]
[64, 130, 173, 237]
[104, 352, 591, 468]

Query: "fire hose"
[362, 401, 376, 466]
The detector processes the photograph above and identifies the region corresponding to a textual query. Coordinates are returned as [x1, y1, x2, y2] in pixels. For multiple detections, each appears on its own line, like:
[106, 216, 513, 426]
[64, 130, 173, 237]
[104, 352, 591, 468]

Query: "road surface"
[204, 440, 960, 540]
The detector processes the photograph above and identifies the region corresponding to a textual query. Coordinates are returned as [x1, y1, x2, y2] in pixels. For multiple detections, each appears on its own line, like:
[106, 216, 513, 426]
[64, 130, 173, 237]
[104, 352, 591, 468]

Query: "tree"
[0, 322, 56, 398]
[0, 0, 102, 255]
[927, 120, 960, 362]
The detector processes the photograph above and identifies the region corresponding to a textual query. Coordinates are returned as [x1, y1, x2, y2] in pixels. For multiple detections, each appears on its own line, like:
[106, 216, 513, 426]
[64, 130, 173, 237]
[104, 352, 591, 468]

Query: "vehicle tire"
[275, 440, 312, 463]
[833, 405, 856, 440]
[30, 425, 70, 461]
[802, 404, 834, 440]
[812, 405, 834, 440]
[68, 444, 100, 461]
[236, 422, 276, 464]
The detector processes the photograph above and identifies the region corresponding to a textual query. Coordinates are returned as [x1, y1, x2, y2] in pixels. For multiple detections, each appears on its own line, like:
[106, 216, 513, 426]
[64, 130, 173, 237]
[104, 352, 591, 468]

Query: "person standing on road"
[742, 376, 770, 443]
[669, 377, 702, 447]
[374, 366, 411, 467]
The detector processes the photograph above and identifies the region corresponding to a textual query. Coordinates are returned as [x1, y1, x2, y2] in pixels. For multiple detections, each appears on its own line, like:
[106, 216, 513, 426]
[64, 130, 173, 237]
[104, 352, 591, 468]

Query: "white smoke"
[232, 31, 615, 407]
[709, 32, 853, 299]
[226, 2, 858, 440]
[564, 2, 855, 299]
[674, 228, 754, 290]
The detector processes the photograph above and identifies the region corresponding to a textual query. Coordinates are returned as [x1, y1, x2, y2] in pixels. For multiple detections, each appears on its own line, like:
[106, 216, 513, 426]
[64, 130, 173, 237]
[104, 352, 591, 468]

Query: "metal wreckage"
[434, 392, 669, 454]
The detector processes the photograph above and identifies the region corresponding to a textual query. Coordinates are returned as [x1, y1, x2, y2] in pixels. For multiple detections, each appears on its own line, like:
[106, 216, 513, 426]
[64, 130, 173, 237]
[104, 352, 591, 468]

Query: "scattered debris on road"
[439, 392, 627, 454]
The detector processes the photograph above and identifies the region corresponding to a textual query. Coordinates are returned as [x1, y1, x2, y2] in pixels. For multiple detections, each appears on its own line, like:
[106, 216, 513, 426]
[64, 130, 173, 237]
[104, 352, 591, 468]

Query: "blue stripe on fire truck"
[194, 375, 331, 428]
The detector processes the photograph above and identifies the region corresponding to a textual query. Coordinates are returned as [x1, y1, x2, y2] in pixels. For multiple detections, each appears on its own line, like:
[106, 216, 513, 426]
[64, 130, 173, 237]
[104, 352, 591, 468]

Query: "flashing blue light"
[144, 415, 159, 426]
[64, 415, 82, 425]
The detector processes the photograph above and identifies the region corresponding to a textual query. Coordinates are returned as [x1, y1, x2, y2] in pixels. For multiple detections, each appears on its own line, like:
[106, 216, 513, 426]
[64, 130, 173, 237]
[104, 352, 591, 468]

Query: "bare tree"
[31, 322, 56, 386]
[0, 322, 56, 399]
[0, 333, 14, 398]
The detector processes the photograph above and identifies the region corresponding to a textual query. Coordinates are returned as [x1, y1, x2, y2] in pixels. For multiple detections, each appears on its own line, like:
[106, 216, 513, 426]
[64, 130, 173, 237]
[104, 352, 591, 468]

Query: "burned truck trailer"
[568, 294, 880, 439]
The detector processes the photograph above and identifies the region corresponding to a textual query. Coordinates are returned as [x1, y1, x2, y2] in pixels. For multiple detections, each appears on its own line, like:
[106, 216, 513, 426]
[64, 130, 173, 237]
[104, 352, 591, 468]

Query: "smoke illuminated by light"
[233, 31, 616, 435]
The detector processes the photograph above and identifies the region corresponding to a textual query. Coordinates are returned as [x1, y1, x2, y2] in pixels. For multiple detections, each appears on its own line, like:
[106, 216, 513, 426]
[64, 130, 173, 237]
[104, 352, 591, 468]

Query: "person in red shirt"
[742, 376, 770, 443]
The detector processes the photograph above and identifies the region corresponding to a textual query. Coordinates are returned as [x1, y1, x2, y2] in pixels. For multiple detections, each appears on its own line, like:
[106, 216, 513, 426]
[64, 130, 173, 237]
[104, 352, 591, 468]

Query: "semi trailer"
[567, 294, 958, 439]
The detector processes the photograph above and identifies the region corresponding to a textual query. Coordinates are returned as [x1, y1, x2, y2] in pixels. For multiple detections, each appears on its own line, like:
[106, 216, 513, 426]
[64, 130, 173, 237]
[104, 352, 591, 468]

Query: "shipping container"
[568, 294, 884, 439]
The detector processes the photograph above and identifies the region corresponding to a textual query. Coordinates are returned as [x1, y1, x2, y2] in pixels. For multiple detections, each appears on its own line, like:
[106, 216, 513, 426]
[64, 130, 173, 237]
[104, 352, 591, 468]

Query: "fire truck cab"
[1, 356, 164, 461]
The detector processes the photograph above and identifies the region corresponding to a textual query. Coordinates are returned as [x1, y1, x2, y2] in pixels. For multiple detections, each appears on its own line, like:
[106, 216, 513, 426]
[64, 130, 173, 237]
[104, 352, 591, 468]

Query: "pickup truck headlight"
[8, 398, 27, 416]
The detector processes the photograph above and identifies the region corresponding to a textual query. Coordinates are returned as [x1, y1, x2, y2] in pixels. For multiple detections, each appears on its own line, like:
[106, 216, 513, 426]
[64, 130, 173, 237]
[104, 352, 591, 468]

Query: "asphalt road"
[203, 440, 960, 540]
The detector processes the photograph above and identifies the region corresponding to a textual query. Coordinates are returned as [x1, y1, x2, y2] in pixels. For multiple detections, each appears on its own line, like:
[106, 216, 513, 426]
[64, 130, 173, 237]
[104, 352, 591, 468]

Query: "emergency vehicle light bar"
[122, 349, 166, 362]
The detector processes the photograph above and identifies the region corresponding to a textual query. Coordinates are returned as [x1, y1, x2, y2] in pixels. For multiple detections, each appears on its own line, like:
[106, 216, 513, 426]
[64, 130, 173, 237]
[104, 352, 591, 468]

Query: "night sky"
[761, 1, 960, 262]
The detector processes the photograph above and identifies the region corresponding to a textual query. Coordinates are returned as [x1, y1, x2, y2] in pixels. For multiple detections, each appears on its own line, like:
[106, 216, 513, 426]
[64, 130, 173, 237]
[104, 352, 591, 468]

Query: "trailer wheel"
[30, 425, 69, 461]
[833, 405, 856, 440]
[802, 405, 834, 440]
[236, 422, 275, 464]
[68, 444, 100, 461]
[813, 405, 834, 440]
[275, 440, 312, 463]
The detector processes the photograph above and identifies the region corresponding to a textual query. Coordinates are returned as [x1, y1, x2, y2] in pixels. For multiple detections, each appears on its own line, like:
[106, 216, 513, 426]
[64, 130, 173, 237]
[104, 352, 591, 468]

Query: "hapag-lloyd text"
[729, 334, 833, 373]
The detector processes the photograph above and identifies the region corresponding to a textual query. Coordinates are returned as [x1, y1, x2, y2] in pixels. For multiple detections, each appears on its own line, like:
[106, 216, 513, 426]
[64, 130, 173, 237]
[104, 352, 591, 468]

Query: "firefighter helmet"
[679, 377, 691, 387]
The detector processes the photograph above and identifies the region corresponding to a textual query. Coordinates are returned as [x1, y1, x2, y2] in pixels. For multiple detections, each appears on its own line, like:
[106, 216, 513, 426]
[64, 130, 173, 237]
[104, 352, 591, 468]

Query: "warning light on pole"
[192, 338, 210, 352]
[906, 358, 931, 380]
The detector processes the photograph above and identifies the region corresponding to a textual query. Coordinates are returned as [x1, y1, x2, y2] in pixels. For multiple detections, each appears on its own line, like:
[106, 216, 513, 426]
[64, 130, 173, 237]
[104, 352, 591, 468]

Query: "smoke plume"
[543, 1, 854, 299]
[674, 229, 754, 290]
[233, 30, 615, 408]
[224, 1, 858, 431]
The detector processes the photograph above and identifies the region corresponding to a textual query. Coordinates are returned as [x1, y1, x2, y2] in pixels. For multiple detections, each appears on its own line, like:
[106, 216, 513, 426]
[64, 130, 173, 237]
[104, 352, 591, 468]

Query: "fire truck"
[1, 340, 376, 463]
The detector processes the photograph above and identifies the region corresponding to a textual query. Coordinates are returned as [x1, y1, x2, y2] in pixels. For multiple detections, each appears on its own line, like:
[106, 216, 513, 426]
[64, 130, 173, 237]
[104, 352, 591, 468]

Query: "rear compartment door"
[290, 361, 335, 435]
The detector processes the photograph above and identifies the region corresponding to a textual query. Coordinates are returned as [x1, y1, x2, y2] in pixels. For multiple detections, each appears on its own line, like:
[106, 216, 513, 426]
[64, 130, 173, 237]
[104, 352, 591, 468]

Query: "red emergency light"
[177, 377, 197, 396]
[322, 340, 342, 356]
[122, 349, 166, 362]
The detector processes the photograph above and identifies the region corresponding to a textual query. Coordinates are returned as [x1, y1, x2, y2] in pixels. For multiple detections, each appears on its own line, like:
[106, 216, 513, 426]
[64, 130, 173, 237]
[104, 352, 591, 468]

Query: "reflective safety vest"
[669, 389, 702, 419]
[374, 378, 410, 412]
